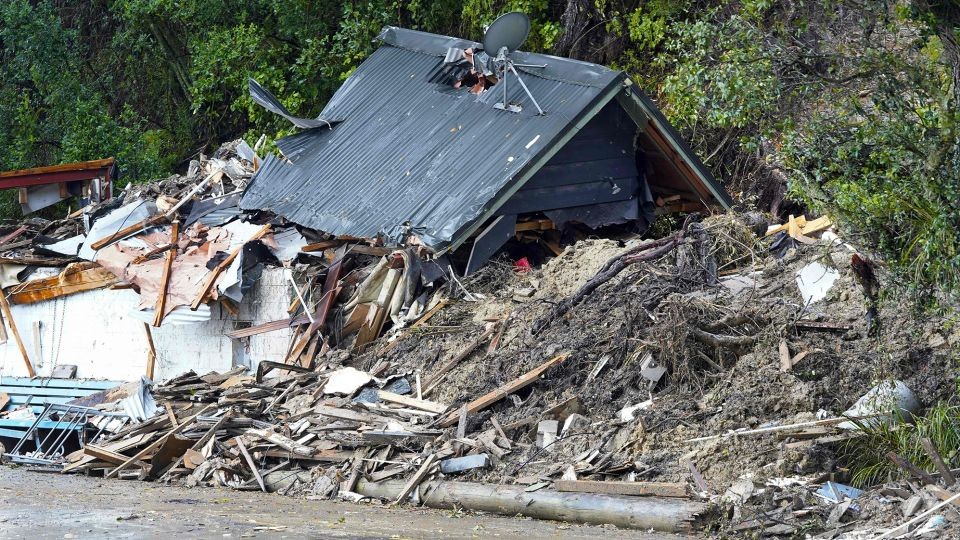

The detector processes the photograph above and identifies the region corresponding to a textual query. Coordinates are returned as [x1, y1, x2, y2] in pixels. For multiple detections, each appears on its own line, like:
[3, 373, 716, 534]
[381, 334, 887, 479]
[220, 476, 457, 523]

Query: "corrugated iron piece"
[0, 158, 116, 189]
[247, 78, 341, 130]
[242, 29, 623, 250]
[241, 26, 731, 252]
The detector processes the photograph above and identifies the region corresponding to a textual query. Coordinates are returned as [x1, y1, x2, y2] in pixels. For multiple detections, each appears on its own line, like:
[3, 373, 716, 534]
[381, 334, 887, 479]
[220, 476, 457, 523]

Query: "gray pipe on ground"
[355, 479, 707, 533]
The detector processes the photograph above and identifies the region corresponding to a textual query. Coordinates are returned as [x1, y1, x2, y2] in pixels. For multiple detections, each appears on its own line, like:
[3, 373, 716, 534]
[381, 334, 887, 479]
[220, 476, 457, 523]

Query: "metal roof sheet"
[241, 27, 625, 249]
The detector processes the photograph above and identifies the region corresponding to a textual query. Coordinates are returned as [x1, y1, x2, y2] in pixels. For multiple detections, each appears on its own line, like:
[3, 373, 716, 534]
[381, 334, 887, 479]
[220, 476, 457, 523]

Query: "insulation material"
[95, 222, 233, 317]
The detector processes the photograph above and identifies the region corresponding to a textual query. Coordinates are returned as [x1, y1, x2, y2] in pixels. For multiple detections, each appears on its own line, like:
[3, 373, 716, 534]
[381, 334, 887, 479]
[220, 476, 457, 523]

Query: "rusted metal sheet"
[0, 158, 115, 188]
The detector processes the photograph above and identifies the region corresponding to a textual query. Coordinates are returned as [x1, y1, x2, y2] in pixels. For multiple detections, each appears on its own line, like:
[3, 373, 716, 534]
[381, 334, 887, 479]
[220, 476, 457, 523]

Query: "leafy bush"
[841, 403, 960, 487]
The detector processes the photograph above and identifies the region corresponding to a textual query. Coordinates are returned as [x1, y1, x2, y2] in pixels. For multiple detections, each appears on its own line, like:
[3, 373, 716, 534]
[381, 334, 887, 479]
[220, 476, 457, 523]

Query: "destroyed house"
[241, 27, 731, 272]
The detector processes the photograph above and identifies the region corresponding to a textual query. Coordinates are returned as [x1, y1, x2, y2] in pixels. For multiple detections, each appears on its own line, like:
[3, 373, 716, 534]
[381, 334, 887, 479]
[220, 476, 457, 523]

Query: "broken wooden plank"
[376, 298, 450, 353]
[778, 340, 792, 372]
[555, 480, 688, 498]
[236, 437, 267, 492]
[82, 445, 145, 467]
[247, 428, 316, 456]
[143, 323, 157, 380]
[301, 239, 345, 252]
[157, 412, 232, 480]
[190, 224, 271, 310]
[424, 322, 497, 396]
[8, 262, 117, 304]
[348, 244, 393, 257]
[285, 251, 343, 360]
[377, 390, 447, 414]
[106, 404, 215, 479]
[687, 415, 881, 443]
[438, 353, 569, 427]
[395, 454, 437, 504]
[0, 290, 34, 377]
[90, 213, 168, 250]
[888, 451, 937, 486]
[0, 225, 27, 246]
[921, 437, 955, 485]
[131, 242, 174, 264]
[62, 434, 149, 473]
[224, 314, 312, 339]
[153, 220, 180, 326]
[794, 320, 851, 332]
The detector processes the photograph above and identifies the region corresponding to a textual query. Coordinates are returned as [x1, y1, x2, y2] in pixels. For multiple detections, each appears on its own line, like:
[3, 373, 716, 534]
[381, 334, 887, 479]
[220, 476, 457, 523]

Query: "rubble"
[0, 143, 957, 536]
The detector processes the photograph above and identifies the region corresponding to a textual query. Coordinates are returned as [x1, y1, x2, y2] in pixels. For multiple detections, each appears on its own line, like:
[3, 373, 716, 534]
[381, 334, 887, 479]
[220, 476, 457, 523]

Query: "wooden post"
[438, 353, 569, 427]
[153, 220, 180, 327]
[143, 323, 157, 380]
[190, 224, 271, 310]
[0, 291, 34, 377]
[921, 438, 956, 485]
[357, 479, 706, 533]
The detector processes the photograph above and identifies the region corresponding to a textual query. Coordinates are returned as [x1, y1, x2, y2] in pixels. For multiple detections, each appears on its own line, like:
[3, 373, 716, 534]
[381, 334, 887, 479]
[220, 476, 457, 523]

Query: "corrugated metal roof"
[241, 26, 730, 250]
[241, 27, 625, 249]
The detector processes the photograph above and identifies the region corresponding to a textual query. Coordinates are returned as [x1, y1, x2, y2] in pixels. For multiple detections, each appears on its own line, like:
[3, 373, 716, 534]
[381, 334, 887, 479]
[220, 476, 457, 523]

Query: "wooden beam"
[394, 454, 437, 504]
[83, 445, 145, 467]
[301, 239, 345, 252]
[190, 224, 271, 310]
[225, 314, 312, 339]
[438, 353, 569, 427]
[236, 437, 267, 492]
[132, 242, 174, 264]
[105, 404, 214, 479]
[921, 438, 956, 485]
[143, 323, 157, 380]
[377, 390, 448, 414]
[153, 220, 180, 326]
[886, 451, 937, 486]
[90, 213, 167, 251]
[0, 290, 34, 377]
[554, 480, 688, 498]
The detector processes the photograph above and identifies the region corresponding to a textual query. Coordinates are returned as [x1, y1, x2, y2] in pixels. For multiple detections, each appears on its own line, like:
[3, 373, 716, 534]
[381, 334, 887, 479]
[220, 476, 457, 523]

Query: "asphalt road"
[0, 466, 683, 539]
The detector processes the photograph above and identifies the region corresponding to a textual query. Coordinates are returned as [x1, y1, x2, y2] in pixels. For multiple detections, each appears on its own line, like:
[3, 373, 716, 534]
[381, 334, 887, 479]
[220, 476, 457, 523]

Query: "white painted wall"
[0, 268, 292, 382]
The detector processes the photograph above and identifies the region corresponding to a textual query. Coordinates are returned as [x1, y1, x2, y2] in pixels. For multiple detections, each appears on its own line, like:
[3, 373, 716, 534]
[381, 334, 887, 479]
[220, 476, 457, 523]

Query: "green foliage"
[780, 14, 960, 292]
[841, 403, 960, 487]
[0, 0, 168, 183]
[0, 0, 958, 299]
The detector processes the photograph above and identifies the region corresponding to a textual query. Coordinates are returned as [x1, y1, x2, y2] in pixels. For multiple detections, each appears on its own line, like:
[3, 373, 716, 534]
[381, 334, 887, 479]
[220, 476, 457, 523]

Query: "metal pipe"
[355, 479, 705, 533]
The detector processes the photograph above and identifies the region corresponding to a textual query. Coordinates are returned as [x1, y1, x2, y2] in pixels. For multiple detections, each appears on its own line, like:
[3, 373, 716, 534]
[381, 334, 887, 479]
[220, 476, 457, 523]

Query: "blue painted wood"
[0, 377, 117, 390]
[522, 157, 638, 189]
[497, 177, 639, 215]
[0, 386, 108, 398]
[512, 100, 640, 211]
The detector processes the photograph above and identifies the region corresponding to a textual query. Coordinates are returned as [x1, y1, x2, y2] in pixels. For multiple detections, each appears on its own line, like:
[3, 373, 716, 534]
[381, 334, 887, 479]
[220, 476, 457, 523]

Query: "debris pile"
[1, 145, 959, 537]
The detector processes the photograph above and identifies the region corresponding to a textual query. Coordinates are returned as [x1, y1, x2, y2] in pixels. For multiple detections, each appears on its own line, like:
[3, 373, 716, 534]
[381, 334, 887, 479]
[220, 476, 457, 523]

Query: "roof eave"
[618, 83, 733, 209]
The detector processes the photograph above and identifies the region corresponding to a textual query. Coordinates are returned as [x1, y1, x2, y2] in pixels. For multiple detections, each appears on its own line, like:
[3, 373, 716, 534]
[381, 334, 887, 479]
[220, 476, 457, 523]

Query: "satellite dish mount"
[483, 13, 546, 115]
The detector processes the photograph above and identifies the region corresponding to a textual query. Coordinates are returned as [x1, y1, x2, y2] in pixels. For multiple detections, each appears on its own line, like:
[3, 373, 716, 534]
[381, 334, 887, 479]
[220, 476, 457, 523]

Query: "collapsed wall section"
[0, 268, 291, 381]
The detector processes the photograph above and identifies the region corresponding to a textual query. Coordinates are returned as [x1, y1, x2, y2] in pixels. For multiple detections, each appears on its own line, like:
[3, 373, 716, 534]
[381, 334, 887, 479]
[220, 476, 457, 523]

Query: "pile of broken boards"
[0, 139, 446, 369]
[57, 359, 707, 533]
[30, 209, 960, 537]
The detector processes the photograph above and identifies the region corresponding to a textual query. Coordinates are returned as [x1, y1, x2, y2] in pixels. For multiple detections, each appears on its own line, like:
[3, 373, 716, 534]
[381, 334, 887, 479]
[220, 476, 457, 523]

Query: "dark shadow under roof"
[241, 27, 729, 250]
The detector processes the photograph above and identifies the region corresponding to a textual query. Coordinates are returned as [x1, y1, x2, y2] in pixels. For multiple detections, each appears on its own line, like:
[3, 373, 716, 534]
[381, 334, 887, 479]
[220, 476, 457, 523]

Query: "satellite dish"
[482, 12, 546, 115]
[483, 12, 530, 55]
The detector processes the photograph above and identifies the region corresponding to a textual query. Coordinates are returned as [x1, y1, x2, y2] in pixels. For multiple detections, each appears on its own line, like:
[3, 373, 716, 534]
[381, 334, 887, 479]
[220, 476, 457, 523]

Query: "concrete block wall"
[0, 268, 293, 382]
